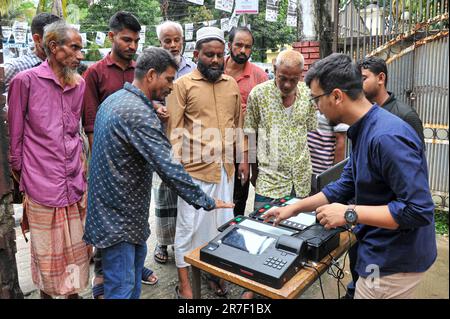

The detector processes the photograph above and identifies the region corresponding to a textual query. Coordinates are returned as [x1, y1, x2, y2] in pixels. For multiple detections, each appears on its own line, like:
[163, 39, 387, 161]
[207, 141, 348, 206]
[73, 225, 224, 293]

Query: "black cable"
[303, 263, 325, 299]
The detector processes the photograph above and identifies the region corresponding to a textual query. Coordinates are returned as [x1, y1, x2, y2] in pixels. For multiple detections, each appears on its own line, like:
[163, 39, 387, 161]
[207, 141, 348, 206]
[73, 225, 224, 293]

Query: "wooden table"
[184, 231, 356, 299]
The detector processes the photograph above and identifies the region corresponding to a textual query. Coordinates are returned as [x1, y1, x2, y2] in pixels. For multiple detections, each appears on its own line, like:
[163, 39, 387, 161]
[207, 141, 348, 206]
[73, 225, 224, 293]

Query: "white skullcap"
[196, 26, 225, 43]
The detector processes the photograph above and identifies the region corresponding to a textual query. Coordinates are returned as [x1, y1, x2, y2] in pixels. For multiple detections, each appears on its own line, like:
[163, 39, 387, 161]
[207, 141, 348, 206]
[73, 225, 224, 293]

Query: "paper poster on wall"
[229, 12, 240, 29]
[185, 23, 194, 41]
[265, 0, 280, 22]
[81, 33, 87, 47]
[187, 0, 204, 5]
[287, 0, 298, 27]
[27, 32, 33, 44]
[220, 18, 230, 31]
[95, 31, 106, 46]
[12, 21, 28, 44]
[208, 20, 219, 27]
[139, 25, 146, 44]
[215, 0, 234, 13]
[235, 0, 258, 14]
[137, 43, 143, 53]
[2, 26, 12, 43]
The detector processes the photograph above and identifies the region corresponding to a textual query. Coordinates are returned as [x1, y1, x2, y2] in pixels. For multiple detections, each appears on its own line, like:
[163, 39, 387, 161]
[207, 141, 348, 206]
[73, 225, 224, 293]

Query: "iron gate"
[333, 0, 449, 211]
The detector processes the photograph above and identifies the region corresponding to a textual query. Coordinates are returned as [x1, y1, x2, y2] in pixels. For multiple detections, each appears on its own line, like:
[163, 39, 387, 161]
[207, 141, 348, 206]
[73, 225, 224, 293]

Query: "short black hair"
[109, 11, 141, 33]
[358, 56, 389, 87]
[228, 26, 254, 46]
[304, 53, 364, 100]
[31, 13, 61, 37]
[135, 47, 178, 80]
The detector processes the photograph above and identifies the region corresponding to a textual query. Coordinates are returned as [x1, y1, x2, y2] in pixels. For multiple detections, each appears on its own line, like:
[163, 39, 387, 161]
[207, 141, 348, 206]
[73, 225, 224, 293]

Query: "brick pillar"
[292, 41, 321, 80]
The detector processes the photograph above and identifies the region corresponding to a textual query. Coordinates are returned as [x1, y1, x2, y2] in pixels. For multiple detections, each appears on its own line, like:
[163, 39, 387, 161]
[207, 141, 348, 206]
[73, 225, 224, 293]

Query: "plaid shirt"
[4, 50, 42, 93]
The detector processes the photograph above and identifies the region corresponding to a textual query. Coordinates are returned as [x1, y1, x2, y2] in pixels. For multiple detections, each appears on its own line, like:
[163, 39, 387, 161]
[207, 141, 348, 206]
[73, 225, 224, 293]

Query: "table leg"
[192, 266, 201, 299]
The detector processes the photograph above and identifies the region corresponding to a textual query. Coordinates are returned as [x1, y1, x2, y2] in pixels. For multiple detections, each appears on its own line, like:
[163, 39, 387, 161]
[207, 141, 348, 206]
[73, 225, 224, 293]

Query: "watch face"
[345, 209, 357, 224]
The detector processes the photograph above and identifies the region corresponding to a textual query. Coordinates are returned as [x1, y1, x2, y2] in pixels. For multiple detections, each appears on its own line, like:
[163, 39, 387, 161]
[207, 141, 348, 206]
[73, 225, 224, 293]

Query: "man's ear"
[145, 68, 157, 83]
[48, 40, 58, 54]
[378, 72, 387, 87]
[108, 31, 115, 42]
[193, 50, 199, 60]
[32, 33, 41, 45]
[333, 88, 345, 105]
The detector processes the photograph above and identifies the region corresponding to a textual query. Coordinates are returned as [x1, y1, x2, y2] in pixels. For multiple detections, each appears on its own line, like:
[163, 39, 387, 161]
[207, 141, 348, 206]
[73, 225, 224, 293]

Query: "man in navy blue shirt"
[83, 47, 233, 299]
[265, 53, 436, 299]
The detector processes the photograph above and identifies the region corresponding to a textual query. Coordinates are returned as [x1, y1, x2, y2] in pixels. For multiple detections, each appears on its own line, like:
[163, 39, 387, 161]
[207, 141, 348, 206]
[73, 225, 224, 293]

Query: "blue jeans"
[101, 241, 147, 299]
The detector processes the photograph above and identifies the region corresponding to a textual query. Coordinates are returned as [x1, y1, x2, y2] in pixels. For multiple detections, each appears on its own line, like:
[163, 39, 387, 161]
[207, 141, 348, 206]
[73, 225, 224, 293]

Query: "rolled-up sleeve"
[376, 134, 434, 229]
[130, 115, 215, 211]
[321, 156, 355, 203]
[7, 73, 29, 172]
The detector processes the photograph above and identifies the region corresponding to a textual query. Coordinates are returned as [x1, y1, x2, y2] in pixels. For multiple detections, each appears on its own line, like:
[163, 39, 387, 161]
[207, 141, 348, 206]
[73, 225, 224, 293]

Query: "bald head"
[275, 50, 304, 72]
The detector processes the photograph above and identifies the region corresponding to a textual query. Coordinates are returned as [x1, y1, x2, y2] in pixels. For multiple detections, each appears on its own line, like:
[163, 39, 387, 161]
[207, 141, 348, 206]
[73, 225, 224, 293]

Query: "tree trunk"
[0, 24, 24, 299]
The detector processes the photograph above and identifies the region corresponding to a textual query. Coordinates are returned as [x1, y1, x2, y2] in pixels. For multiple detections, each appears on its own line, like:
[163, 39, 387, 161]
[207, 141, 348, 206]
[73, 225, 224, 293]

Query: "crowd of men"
[5, 10, 436, 300]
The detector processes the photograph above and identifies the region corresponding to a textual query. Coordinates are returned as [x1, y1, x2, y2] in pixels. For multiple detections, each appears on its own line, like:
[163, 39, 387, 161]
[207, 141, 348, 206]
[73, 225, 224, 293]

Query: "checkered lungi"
[153, 173, 178, 246]
[25, 193, 90, 296]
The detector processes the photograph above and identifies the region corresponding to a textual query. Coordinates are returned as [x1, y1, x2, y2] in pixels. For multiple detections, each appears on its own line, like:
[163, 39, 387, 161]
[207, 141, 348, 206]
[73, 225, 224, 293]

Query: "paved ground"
[13, 185, 449, 299]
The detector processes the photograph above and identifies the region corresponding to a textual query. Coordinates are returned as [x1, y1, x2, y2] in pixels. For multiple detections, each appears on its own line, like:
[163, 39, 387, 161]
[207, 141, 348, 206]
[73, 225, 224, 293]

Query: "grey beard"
[173, 54, 182, 65]
[62, 66, 78, 86]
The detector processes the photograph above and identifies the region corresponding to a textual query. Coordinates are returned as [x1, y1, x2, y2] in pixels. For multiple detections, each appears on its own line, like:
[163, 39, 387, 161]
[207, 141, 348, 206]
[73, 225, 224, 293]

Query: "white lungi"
[174, 166, 234, 268]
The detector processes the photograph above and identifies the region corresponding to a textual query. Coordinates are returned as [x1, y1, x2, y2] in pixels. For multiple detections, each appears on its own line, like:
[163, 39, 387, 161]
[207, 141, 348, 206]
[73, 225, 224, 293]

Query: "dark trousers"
[345, 242, 359, 298]
[233, 163, 250, 216]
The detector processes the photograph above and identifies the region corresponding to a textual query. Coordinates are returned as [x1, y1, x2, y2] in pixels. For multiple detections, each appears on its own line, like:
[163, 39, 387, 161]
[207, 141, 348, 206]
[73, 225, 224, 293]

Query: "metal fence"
[334, 0, 449, 211]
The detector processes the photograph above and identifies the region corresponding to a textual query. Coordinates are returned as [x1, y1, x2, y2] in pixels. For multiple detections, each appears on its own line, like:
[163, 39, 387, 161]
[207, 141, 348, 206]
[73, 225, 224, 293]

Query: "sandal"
[154, 244, 168, 264]
[141, 267, 159, 285]
[175, 285, 191, 299]
[203, 273, 228, 297]
[91, 277, 104, 299]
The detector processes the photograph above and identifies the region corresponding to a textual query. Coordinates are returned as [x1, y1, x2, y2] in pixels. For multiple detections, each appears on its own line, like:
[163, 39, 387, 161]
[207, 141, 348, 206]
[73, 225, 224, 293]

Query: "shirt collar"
[36, 60, 79, 91]
[224, 56, 252, 79]
[105, 52, 136, 69]
[347, 104, 379, 140]
[190, 68, 228, 82]
[380, 91, 395, 108]
[123, 82, 155, 111]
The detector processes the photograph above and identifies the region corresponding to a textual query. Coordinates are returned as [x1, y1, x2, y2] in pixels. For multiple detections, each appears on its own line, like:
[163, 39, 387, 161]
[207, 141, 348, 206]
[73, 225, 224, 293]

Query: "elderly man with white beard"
[8, 20, 88, 299]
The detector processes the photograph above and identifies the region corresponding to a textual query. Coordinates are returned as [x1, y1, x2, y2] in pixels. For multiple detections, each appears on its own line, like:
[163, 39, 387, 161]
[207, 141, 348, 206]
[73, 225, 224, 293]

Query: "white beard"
[173, 54, 182, 66]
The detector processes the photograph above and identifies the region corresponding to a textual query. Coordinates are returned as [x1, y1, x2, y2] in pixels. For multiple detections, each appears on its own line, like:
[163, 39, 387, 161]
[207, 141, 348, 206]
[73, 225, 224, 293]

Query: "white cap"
[196, 26, 225, 43]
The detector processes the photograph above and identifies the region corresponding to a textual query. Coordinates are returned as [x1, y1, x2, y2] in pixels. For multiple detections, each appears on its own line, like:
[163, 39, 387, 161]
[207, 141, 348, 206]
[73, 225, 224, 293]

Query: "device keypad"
[264, 257, 287, 269]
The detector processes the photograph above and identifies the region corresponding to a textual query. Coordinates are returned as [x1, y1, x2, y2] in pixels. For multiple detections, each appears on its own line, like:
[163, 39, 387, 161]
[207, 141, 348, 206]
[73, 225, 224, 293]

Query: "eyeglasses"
[309, 92, 331, 106]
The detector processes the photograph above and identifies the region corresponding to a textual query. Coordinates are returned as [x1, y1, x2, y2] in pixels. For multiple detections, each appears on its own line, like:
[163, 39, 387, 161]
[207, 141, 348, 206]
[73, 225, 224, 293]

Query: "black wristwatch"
[344, 205, 358, 225]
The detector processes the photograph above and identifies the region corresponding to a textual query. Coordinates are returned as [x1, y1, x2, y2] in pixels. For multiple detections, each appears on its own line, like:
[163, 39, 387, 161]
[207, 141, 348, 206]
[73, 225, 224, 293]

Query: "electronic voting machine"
[200, 196, 342, 289]
[200, 216, 308, 289]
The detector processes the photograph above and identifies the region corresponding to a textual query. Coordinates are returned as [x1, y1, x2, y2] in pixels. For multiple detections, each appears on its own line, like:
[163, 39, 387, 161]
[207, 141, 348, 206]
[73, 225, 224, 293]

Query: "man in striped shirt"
[307, 112, 348, 175]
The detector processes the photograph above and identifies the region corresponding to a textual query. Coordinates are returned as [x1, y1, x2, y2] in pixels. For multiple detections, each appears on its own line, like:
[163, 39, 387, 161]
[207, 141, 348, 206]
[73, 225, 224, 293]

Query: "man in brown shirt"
[166, 27, 242, 299]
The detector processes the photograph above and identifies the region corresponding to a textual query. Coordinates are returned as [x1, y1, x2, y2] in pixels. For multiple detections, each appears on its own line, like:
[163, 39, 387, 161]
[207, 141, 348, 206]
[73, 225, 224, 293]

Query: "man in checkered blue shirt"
[4, 13, 60, 93]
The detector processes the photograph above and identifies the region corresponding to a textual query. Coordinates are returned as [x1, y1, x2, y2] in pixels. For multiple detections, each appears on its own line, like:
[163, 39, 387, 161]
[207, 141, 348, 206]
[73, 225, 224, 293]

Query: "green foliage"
[81, 0, 162, 46]
[435, 210, 449, 235]
[84, 42, 103, 61]
[246, 0, 297, 62]
[1, 1, 37, 23]
[164, 0, 297, 62]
